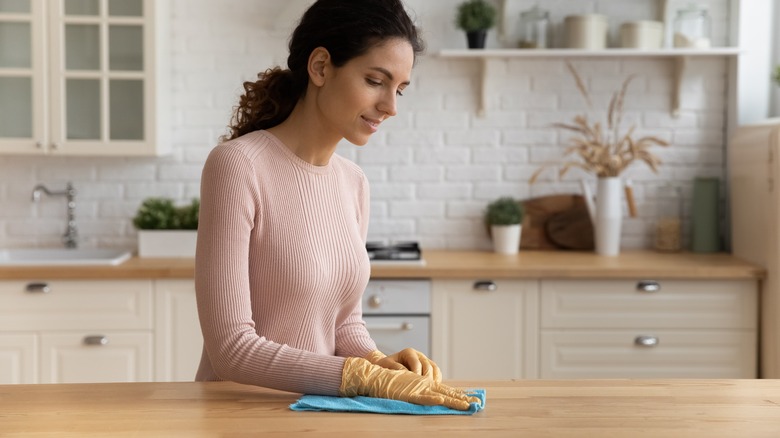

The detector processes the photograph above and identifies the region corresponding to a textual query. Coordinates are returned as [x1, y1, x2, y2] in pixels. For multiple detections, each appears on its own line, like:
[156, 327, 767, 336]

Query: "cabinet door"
[432, 279, 539, 380]
[40, 331, 152, 383]
[154, 280, 202, 382]
[0, 333, 38, 384]
[0, 0, 47, 153]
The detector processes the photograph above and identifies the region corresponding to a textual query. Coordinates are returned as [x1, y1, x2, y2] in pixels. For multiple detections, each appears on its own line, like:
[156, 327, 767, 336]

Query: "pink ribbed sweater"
[195, 130, 376, 396]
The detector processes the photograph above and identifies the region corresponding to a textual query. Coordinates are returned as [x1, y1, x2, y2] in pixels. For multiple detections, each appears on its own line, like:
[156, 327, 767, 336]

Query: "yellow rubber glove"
[364, 349, 442, 383]
[339, 357, 479, 411]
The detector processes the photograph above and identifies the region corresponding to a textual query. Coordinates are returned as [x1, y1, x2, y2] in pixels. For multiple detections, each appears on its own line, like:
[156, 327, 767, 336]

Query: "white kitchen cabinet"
[539, 279, 758, 378]
[40, 331, 152, 383]
[431, 279, 539, 380]
[154, 279, 202, 382]
[0, 333, 37, 384]
[0, 0, 170, 156]
[0, 279, 154, 383]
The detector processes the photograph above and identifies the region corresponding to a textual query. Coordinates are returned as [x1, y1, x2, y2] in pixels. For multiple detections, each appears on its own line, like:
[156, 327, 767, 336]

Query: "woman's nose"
[378, 92, 397, 117]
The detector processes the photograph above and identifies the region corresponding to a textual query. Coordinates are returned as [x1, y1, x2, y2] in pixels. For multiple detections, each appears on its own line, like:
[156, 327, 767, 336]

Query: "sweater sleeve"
[196, 145, 346, 395]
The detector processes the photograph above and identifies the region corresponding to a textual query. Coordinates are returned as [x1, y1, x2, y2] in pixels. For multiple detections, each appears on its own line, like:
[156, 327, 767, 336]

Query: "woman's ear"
[307, 47, 330, 87]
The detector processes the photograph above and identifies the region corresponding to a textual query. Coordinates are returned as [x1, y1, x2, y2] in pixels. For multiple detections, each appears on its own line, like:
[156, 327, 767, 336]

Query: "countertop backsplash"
[0, 0, 732, 251]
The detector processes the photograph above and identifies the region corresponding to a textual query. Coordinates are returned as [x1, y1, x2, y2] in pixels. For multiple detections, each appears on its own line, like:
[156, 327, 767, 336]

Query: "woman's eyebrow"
[369, 67, 411, 86]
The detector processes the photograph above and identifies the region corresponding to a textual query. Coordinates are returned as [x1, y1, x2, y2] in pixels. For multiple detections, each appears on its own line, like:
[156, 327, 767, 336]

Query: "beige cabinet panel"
[541, 279, 757, 329]
[0, 280, 153, 331]
[540, 330, 757, 378]
[154, 280, 202, 382]
[40, 331, 152, 383]
[432, 279, 539, 380]
[0, 333, 38, 384]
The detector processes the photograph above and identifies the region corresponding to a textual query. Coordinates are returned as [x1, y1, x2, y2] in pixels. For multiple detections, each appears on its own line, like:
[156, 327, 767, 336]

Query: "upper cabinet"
[0, 0, 170, 156]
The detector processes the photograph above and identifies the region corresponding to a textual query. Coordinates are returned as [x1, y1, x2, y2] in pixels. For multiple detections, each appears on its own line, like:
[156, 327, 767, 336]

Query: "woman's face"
[315, 38, 414, 146]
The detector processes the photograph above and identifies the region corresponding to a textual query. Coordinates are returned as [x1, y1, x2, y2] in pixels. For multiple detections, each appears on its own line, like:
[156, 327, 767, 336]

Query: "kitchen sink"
[0, 248, 133, 266]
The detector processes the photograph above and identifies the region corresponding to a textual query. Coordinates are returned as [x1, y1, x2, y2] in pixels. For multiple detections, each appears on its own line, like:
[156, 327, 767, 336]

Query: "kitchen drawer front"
[40, 331, 153, 383]
[541, 279, 757, 329]
[0, 280, 153, 331]
[363, 279, 431, 315]
[540, 330, 757, 378]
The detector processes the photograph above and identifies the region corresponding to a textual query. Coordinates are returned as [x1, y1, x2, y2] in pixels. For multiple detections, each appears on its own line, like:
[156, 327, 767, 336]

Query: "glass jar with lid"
[673, 3, 711, 48]
[517, 5, 550, 49]
[654, 183, 683, 252]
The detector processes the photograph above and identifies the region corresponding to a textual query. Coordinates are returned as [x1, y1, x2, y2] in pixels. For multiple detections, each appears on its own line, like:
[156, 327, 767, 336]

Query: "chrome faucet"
[31, 182, 78, 248]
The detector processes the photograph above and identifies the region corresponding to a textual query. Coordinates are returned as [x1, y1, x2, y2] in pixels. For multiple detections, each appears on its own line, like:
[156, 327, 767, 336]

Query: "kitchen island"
[2, 379, 779, 437]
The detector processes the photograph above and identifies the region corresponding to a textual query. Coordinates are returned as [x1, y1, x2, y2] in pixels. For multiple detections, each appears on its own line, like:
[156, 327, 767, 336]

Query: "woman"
[196, 0, 477, 410]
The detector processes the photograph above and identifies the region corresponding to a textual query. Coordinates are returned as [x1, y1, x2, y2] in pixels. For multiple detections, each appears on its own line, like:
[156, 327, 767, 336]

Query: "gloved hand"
[364, 349, 442, 383]
[339, 357, 479, 411]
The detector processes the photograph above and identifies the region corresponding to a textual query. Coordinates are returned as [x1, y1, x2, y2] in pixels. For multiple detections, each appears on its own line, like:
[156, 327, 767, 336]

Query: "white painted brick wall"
[0, 0, 733, 252]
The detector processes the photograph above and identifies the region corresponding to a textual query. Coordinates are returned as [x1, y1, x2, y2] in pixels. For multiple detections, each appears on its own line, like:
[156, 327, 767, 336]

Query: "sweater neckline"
[259, 130, 333, 176]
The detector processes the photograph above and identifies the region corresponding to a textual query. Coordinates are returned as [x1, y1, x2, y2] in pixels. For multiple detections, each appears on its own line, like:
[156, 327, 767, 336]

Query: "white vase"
[593, 177, 623, 256]
[491, 224, 522, 255]
[137, 230, 198, 258]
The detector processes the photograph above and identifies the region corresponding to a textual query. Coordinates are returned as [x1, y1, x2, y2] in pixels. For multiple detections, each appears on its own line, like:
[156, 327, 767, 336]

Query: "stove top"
[366, 241, 423, 263]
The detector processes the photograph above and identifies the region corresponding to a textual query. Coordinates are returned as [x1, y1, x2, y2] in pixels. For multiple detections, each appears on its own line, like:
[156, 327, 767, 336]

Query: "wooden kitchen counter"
[0, 250, 764, 280]
[2, 379, 779, 437]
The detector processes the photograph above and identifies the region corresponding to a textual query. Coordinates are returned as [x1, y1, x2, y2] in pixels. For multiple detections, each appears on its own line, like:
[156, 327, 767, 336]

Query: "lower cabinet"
[432, 279, 539, 379]
[432, 278, 758, 380]
[0, 280, 154, 384]
[155, 280, 203, 382]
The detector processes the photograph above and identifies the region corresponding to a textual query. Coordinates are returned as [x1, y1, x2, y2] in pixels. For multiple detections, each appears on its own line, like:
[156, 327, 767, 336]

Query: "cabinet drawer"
[0, 280, 153, 331]
[541, 279, 757, 329]
[40, 331, 153, 383]
[540, 330, 757, 378]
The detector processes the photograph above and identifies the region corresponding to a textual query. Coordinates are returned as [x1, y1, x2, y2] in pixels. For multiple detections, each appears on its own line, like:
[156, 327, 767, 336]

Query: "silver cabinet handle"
[473, 280, 497, 292]
[634, 335, 659, 347]
[636, 280, 661, 293]
[83, 335, 109, 346]
[366, 322, 414, 331]
[25, 282, 51, 293]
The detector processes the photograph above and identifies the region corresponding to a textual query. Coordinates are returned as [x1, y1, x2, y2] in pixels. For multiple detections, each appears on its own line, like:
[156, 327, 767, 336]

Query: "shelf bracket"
[672, 56, 689, 118]
[478, 57, 488, 118]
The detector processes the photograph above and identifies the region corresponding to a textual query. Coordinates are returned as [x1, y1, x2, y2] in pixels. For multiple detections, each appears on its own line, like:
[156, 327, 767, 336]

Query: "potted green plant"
[484, 197, 524, 254]
[133, 197, 199, 257]
[773, 65, 780, 87]
[455, 0, 497, 49]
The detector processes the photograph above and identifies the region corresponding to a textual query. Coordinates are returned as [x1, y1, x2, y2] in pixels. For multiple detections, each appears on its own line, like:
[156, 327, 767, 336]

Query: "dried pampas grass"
[530, 62, 669, 183]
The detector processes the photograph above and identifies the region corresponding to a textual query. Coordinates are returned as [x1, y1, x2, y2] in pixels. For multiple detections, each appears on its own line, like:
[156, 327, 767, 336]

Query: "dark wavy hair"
[221, 0, 425, 141]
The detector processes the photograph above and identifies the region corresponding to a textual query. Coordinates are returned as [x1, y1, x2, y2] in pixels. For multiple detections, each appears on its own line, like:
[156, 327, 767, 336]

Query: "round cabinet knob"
[368, 295, 383, 308]
[401, 322, 414, 331]
[634, 335, 659, 347]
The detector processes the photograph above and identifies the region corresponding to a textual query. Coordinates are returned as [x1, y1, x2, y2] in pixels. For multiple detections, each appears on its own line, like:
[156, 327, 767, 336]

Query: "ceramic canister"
[619, 20, 664, 49]
[564, 14, 608, 49]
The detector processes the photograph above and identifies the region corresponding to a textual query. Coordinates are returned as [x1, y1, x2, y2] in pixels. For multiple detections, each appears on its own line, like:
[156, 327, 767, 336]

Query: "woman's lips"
[362, 116, 380, 133]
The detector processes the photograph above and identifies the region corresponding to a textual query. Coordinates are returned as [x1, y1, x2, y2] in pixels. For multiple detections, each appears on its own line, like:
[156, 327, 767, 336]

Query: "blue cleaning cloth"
[289, 388, 485, 415]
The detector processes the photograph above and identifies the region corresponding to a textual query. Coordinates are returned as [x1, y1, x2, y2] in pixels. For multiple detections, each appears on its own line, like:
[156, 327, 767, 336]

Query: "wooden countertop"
[2, 380, 779, 437]
[0, 250, 764, 280]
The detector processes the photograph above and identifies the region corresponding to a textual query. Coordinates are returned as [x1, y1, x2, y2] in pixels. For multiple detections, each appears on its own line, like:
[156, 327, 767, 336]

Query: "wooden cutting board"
[520, 194, 594, 250]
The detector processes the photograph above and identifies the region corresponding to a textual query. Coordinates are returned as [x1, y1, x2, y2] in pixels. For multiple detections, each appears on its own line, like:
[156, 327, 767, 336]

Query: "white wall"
[0, 0, 735, 251]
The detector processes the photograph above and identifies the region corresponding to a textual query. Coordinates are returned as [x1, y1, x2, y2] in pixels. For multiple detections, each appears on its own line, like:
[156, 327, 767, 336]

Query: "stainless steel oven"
[362, 279, 431, 357]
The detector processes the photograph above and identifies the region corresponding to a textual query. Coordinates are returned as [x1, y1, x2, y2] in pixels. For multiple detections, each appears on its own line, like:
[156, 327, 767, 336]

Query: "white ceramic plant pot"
[491, 224, 522, 255]
[137, 230, 197, 258]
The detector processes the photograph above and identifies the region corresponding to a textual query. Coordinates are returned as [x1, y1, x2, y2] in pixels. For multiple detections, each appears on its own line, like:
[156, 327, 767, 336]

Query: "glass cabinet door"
[0, 0, 46, 153]
[49, 0, 149, 154]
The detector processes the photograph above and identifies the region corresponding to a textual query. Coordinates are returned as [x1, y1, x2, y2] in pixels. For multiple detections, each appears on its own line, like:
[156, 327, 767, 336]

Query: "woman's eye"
[366, 78, 382, 87]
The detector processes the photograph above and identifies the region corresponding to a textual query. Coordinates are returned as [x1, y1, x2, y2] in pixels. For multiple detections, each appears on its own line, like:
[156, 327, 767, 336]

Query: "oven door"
[364, 316, 430, 357]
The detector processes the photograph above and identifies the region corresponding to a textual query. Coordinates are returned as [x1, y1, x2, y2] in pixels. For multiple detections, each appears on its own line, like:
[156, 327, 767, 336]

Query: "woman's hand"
[340, 357, 478, 411]
[364, 348, 442, 383]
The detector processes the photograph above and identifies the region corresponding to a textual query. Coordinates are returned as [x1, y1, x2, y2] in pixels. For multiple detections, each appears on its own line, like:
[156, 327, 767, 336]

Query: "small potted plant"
[455, 0, 497, 49]
[773, 65, 780, 87]
[133, 197, 199, 258]
[484, 197, 524, 254]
